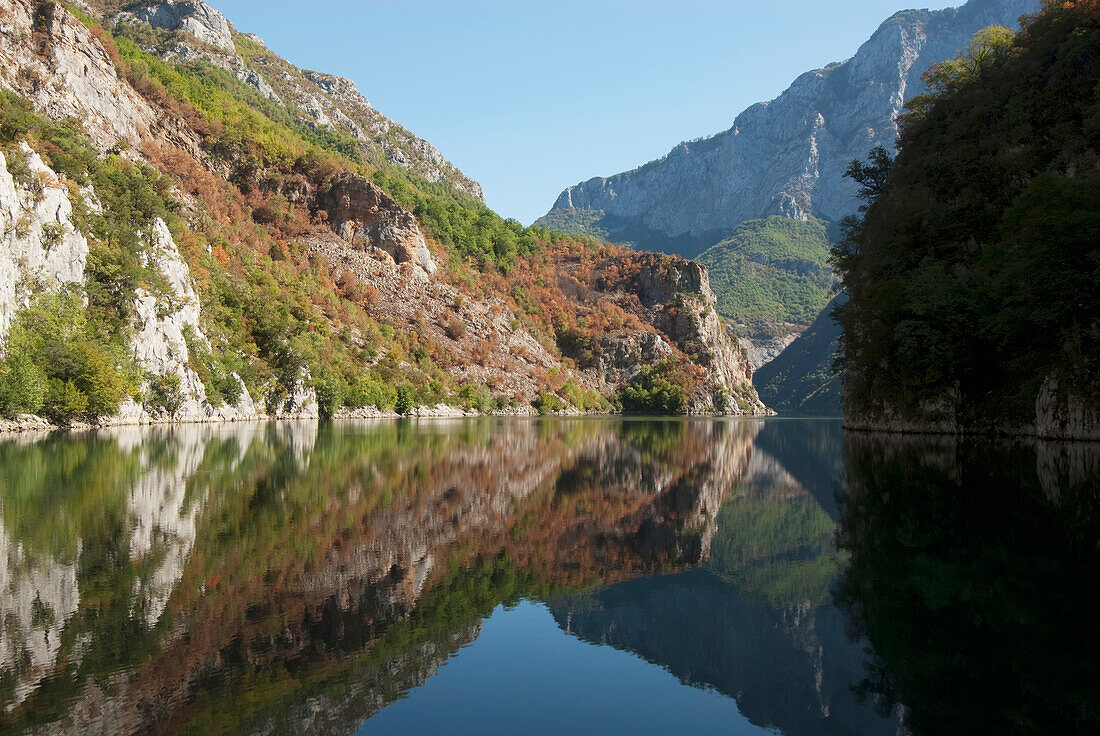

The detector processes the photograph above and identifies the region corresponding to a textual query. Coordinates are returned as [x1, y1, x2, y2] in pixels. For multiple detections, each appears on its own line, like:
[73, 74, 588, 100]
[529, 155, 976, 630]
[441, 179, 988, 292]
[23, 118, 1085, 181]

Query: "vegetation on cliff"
[833, 2, 1100, 428]
[0, 1, 763, 420]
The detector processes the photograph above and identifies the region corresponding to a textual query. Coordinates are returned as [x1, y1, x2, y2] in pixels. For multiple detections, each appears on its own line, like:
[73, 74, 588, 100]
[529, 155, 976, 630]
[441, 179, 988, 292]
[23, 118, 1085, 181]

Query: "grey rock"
[237, 68, 281, 104]
[0, 144, 89, 340]
[123, 0, 235, 51]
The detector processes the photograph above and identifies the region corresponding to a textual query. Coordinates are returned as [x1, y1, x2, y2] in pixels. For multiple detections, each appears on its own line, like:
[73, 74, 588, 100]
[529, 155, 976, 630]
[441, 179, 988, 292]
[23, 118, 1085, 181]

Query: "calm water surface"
[0, 418, 1096, 735]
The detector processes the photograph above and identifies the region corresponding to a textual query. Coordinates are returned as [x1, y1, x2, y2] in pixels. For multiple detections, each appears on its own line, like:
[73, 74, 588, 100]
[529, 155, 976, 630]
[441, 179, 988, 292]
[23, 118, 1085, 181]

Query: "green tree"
[394, 383, 415, 415]
[74, 343, 125, 417]
[313, 369, 342, 419]
[0, 352, 46, 416]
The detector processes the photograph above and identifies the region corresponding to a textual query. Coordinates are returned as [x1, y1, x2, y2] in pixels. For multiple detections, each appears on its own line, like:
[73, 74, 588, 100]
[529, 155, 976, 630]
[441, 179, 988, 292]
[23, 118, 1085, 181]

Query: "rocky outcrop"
[844, 375, 1100, 441]
[0, 0, 161, 152]
[129, 219, 212, 416]
[324, 174, 436, 274]
[584, 253, 769, 414]
[539, 0, 1039, 253]
[119, 0, 235, 51]
[0, 144, 88, 339]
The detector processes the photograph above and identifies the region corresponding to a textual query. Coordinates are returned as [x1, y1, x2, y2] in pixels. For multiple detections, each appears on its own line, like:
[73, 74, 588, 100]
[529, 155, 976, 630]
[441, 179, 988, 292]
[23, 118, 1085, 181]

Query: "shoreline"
[0, 405, 777, 436]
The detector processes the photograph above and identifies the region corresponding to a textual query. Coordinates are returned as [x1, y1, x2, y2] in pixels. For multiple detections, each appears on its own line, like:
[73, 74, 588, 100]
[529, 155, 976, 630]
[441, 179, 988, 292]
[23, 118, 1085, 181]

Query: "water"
[0, 418, 1095, 735]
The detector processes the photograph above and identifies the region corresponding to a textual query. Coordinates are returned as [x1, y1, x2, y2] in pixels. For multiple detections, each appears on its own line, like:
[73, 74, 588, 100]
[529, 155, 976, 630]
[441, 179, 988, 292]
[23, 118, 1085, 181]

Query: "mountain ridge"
[538, 0, 1040, 256]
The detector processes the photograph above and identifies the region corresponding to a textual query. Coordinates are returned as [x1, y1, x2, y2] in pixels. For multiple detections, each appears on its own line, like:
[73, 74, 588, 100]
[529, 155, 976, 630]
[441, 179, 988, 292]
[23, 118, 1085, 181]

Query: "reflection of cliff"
[0, 418, 759, 735]
[547, 419, 897, 736]
[837, 434, 1100, 736]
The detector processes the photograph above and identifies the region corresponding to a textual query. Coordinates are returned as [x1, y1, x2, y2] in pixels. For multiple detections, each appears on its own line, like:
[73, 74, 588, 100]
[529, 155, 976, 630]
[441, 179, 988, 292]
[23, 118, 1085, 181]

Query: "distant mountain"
[754, 293, 845, 417]
[538, 0, 1040, 258]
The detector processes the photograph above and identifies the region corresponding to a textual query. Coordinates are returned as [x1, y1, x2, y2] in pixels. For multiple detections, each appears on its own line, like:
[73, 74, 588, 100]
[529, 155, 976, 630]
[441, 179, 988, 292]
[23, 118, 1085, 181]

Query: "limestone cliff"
[539, 0, 1039, 255]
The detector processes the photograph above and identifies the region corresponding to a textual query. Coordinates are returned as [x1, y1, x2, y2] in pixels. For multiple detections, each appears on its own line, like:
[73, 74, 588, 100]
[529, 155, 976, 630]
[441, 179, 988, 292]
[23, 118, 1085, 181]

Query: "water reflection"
[547, 420, 895, 736]
[836, 435, 1100, 736]
[0, 418, 1094, 735]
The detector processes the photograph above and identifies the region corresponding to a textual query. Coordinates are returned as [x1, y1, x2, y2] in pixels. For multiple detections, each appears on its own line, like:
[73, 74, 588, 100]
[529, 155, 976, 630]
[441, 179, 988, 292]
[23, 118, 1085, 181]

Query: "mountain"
[696, 215, 837, 369]
[538, 0, 1040, 259]
[0, 0, 767, 426]
[836, 2, 1100, 439]
[753, 292, 845, 417]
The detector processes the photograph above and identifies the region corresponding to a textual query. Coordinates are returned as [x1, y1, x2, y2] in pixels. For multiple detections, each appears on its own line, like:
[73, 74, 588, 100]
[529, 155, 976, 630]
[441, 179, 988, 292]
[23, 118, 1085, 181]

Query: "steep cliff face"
[324, 174, 436, 274]
[547, 251, 766, 414]
[0, 145, 88, 337]
[539, 0, 1039, 255]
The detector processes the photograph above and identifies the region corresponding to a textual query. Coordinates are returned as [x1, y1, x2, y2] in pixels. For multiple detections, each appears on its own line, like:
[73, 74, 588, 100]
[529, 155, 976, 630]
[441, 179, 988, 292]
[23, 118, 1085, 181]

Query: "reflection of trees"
[0, 417, 761, 735]
[836, 435, 1100, 736]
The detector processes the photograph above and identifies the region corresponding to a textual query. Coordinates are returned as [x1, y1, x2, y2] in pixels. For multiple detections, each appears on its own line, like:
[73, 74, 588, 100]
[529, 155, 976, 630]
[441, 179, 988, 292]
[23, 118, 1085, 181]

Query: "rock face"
[0, 0, 161, 152]
[539, 0, 1040, 253]
[121, 0, 235, 51]
[591, 255, 769, 414]
[0, 145, 89, 340]
[325, 175, 436, 274]
[129, 218, 213, 418]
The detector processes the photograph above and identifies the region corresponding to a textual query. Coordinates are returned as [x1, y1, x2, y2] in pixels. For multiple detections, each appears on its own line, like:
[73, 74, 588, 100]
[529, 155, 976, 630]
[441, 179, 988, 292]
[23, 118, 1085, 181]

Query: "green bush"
[616, 361, 690, 414]
[73, 343, 125, 417]
[48, 379, 88, 419]
[145, 372, 183, 416]
[457, 384, 497, 413]
[0, 352, 46, 416]
[312, 369, 342, 419]
[534, 392, 566, 415]
[2, 291, 135, 422]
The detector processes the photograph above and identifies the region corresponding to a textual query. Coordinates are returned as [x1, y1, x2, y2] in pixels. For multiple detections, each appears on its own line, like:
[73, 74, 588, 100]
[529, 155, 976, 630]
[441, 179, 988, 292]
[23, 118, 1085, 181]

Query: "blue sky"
[213, 0, 958, 224]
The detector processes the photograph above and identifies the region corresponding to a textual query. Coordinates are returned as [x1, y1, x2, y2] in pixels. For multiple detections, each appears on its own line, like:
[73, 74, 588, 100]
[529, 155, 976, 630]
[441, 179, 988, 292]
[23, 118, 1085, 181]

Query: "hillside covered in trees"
[834, 0, 1100, 439]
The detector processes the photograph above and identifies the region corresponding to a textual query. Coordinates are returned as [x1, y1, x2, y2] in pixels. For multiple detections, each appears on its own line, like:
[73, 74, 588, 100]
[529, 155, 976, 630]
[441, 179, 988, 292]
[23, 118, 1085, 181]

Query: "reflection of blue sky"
[359, 601, 767, 736]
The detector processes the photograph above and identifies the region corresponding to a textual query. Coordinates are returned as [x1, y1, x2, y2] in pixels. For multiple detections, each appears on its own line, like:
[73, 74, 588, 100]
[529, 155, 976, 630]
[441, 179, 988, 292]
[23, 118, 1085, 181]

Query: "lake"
[0, 418, 1096, 735]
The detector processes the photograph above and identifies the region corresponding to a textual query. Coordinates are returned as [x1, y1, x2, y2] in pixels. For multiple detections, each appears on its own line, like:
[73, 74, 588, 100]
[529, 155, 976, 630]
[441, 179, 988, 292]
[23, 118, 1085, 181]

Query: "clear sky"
[212, 0, 959, 224]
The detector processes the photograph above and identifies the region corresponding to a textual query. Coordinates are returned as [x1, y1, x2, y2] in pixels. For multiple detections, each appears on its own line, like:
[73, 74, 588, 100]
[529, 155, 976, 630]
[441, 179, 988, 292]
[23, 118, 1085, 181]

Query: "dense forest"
[833, 0, 1100, 434]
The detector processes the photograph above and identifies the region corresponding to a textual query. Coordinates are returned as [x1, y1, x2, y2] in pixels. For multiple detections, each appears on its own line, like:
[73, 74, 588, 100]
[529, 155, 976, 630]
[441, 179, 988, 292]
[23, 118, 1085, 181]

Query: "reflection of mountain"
[548, 418, 897, 736]
[0, 418, 760, 735]
[751, 419, 846, 519]
[548, 573, 894, 736]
